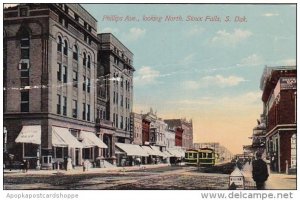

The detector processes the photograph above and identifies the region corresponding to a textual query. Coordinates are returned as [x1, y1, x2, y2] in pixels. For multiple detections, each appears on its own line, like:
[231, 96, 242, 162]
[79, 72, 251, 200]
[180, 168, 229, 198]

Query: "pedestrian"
[25, 159, 29, 172]
[252, 151, 269, 189]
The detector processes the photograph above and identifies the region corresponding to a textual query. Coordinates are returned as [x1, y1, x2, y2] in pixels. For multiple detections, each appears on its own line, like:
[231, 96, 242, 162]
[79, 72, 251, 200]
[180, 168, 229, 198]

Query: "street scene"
[2, 3, 297, 192]
[4, 164, 296, 190]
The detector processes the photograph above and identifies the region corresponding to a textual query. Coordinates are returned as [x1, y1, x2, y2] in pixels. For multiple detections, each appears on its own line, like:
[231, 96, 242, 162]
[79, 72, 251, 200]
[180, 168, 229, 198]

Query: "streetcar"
[185, 148, 216, 167]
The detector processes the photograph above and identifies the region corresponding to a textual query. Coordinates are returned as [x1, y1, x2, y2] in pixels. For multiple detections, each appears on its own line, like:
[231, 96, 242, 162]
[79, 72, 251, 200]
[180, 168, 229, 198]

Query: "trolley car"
[185, 148, 216, 167]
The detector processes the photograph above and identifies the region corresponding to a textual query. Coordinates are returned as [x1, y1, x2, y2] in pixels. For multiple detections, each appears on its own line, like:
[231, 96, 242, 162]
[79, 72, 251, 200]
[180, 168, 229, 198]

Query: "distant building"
[131, 112, 142, 145]
[260, 66, 296, 173]
[164, 119, 193, 149]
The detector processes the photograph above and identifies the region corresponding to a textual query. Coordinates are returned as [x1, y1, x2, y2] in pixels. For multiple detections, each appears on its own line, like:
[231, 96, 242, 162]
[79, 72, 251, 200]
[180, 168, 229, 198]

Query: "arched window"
[57, 36, 62, 52]
[63, 40, 68, 56]
[83, 52, 86, 66]
[73, 45, 78, 60]
[87, 55, 91, 68]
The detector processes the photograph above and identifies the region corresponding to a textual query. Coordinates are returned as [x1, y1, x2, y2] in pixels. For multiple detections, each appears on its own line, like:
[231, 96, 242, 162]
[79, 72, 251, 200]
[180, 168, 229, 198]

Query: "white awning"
[141, 146, 158, 156]
[162, 150, 173, 157]
[81, 131, 107, 148]
[150, 146, 166, 157]
[52, 126, 83, 148]
[167, 148, 185, 158]
[115, 143, 148, 157]
[15, 125, 41, 144]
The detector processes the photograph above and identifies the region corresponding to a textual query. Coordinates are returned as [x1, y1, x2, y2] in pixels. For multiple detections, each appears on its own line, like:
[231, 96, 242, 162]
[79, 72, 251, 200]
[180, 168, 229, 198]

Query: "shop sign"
[280, 77, 296, 90]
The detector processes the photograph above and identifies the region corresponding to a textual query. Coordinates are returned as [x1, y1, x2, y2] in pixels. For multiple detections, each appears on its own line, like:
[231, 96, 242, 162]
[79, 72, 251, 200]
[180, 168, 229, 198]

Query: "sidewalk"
[4, 163, 170, 176]
[241, 163, 296, 190]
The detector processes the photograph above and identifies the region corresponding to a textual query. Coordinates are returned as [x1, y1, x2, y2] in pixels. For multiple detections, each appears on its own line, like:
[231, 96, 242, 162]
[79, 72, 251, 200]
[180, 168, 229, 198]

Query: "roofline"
[79, 4, 98, 22]
[98, 32, 134, 56]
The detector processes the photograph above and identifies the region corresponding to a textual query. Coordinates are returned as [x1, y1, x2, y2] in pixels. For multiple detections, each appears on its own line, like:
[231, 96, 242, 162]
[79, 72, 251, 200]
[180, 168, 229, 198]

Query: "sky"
[81, 4, 296, 154]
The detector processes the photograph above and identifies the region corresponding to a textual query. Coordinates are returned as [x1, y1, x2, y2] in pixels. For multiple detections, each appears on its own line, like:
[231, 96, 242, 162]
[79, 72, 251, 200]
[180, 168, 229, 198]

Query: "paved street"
[4, 165, 230, 190]
[4, 164, 296, 190]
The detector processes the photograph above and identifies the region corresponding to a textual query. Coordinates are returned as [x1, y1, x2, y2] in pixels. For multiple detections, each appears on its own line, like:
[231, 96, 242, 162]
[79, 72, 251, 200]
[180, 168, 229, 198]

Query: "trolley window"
[185, 153, 188, 158]
[199, 152, 202, 158]
[208, 153, 212, 158]
[193, 153, 198, 158]
[203, 153, 207, 158]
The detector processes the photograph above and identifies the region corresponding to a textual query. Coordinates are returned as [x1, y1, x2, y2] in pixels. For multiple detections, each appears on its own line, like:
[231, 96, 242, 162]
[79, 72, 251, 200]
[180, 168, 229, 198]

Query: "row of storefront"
[8, 124, 185, 170]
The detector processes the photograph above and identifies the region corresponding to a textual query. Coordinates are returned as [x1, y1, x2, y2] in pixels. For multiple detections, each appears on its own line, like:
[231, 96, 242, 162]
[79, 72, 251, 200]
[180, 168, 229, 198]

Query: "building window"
[57, 94, 61, 114]
[83, 76, 86, 91]
[74, 14, 79, 21]
[116, 93, 119, 105]
[72, 100, 77, 118]
[87, 55, 91, 68]
[121, 95, 123, 107]
[20, 63, 29, 87]
[21, 91, 29, 112]
[83, 52, 86, 66]
[120, 116, 123, 129]
[63, 40, 68, 56]
[73, 71, 78, 88]
[113, 113, 116, 126]
[116, 114, 118, 128]
[63, 65, 67, 83]
[57, 36, 62, 52]
[87, 104, 90, 121]
[63, 96, 67, 116]
[20, 30, 30, 59]
[73, 45, 78, 61]
[57, 63, 62, 81]
[20, 7, 28, 17]
[121, 76, 124, 88]
[87, 78, 90, 93]
[82, 103, 86, 120]
[103, 110, 106, 120]
[125, 117, 128, 131]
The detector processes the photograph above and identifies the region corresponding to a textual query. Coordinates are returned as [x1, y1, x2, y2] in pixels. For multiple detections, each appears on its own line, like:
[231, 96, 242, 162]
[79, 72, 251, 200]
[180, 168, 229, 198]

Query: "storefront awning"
[141, 146, 159, 156]
[15, 125, 41, 144]
[167, 148, 185, 158]
[115, 143, 148, 157]
[150, 146, 166, 157]
[52, 126, 83, 148]
[162, 150, 173, 157]
[81, 131, 107, 148]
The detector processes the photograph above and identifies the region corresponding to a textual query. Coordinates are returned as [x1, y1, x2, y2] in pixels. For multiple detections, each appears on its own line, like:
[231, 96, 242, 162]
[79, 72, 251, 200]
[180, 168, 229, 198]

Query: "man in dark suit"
[252, 151, 269, 189]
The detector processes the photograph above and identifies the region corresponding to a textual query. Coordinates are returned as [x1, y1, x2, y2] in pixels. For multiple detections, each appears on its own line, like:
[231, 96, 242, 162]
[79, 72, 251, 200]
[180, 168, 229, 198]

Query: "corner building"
[4, 4, 107, 169]
[260, 66, 296, 173]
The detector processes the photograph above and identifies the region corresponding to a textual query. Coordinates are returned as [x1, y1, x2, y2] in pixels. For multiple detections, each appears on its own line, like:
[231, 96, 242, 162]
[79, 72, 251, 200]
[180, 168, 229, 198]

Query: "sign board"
[280, 77, 296, 90]
[229, 167, 245, 189]
[229, 176, 245, 189]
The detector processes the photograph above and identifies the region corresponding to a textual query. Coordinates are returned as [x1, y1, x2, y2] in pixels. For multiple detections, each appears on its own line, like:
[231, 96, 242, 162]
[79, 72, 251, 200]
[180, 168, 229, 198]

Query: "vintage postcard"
[2, 2, 297, 198]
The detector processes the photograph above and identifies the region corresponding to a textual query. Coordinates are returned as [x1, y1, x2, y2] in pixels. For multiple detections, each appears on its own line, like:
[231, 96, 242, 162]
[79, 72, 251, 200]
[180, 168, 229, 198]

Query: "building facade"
[164, 119, 193, 149]
[260, 66, 296, 173]
[4, 3, 109, 169]
[98, 33, 135, 144]
[131, 112, 142, 145]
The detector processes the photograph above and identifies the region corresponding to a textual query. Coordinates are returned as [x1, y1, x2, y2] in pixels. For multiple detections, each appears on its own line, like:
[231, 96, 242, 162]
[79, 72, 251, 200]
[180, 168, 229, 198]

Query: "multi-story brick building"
[98, 33, 135, 144]
[260, 66, 296, 173]
[4, 4, 108, 169]
[164, 118, 193, 149]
